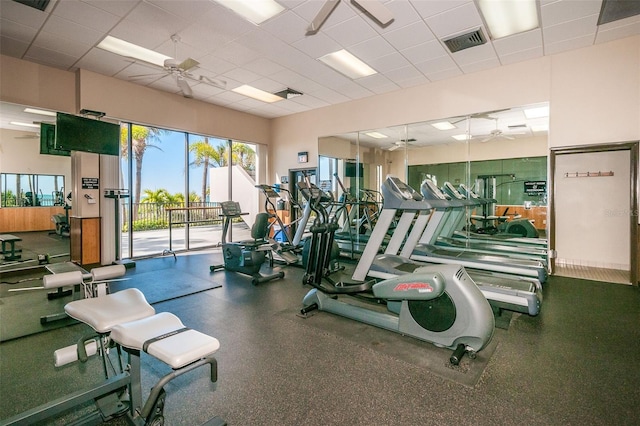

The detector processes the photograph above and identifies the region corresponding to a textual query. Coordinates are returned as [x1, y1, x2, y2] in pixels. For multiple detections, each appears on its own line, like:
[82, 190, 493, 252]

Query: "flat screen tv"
[345, 161, 364, 178]
[55, 112, 120, 156]
[39, 122, 70, 156]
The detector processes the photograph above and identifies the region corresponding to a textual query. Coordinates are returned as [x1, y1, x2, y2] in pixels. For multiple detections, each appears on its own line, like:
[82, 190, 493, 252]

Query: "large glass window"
[119, 123, 262, 258]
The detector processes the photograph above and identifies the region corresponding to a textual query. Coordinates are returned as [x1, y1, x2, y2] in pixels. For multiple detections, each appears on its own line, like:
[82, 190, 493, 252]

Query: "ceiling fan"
[307, 0, 394, 35]
[387, 139, 416, 151]
[473, 119, 525, 142]
[128, 35, 226, 98]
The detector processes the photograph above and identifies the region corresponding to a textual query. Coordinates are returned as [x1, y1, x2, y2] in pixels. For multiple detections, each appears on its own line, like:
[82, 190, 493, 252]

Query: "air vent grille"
[12, 0, 50, 11]
[443, 29, 487, 53]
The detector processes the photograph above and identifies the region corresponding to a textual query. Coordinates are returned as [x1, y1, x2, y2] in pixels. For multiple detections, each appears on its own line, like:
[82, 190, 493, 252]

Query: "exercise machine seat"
[65, 288, 155, 333]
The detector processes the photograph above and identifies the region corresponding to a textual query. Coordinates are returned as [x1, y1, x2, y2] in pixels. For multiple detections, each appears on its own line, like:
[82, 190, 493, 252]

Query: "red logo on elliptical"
[394, 282, 434, 292]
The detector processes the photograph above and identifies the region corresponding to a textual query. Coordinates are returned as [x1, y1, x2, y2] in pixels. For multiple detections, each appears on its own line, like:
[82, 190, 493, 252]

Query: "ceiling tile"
[147, 0, 215, 21]
[82, 0, 139, 17]
[493, 29, 543, 56]
[350, 36, 397, 62]
[0, 18, 38, 42]
[541, 0, 602, 27]
[384, 21, 436, 51]
[24, 45, 79, 69]
[498, 46, 544, 66]
[367, 51, 411, 74]
[261, 11, 308, 44]
[292, 32, 342, 59]
[412, 0, 470, 19]
[543, 14, 599, 44]
[324, 15, 379, 47]
[424, 2, 483, 39]
[0, 36, 30, 57]
[451, 42, 497, 66]
[0, 0, 50, 29]
[32, 30, 92, 58]
[400, 39, 448, 63]
[41, 15, 104, 46]
[52, 0, 120, 33]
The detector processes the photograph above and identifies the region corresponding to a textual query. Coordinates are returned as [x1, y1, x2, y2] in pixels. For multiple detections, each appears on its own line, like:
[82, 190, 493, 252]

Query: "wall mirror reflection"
[317, 103, 550, 259]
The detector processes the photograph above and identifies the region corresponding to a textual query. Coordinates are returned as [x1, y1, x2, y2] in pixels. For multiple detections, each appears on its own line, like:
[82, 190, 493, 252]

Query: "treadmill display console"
[443, 182, 465, 200]
[387, 176, 422, 201]
[423, 179, 447, 200]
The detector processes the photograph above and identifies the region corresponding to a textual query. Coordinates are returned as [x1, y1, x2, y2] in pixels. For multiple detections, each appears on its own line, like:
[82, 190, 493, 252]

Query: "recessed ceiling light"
[318, 49, 377, 79]
[24, 108, 57, 117]
[365, 132, 388, 139]
[532, 124, 549, 132]
[524, 105, 549, 119]
[452, 134, 469, 141]
[431, 121, 456, 130]
[10, 121, 41, 128]
[212, 0, 285, 25]
[233, 85, 283, 103]
[478, 0, 539, 39]
[97, 35, 171, 67]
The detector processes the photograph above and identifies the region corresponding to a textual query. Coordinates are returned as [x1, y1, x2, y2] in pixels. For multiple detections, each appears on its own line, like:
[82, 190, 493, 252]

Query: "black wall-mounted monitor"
[39, 122, 70, 156]
[345, 161, 364, 178]
[55, 112, 120, 156]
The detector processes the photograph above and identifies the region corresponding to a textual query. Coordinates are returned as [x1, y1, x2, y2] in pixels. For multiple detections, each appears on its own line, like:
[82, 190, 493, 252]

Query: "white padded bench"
[65, 288, 220, 369]
[111, 312, 221, 369]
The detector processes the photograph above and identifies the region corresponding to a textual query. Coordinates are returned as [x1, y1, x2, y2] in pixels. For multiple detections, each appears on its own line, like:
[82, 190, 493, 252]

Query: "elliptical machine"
[299, 181, 495, 364]
[210, 201, 284, 285]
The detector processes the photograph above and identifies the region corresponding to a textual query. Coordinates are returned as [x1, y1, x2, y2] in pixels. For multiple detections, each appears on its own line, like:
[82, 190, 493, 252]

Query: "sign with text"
[82, 177, 99, 190]
[524, 181, 546, 196]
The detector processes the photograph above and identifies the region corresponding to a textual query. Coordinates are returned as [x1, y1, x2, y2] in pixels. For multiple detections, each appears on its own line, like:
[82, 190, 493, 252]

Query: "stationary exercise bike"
[299, 183, 495, 364]
[210, 201, 284, 285]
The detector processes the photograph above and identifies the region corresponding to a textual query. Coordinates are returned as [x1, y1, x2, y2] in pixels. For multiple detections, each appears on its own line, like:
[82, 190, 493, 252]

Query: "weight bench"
[0, 234, 22, 261]
[3, 288, 225, 425]
[40, 264, 126, 324]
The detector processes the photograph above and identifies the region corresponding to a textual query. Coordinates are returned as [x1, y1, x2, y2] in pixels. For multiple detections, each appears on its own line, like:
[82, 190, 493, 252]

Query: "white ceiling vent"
[443, 28, 487, 53]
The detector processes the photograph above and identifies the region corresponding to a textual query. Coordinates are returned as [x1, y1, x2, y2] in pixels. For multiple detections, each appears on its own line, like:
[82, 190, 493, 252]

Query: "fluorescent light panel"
[452, 134, 469, 141]
[318, 49, 377, 79]
[431, 121, 456, 130]
[365, 132, 387, 139]
[524, 105, 549, 119]
[97, 35, 171, 67]
[10, 121, 40, 128]
[24, 107, 56, 117]
[478, 0, 539, 39]
[233, 85, 282, 103]
[213, 0, 285, 25]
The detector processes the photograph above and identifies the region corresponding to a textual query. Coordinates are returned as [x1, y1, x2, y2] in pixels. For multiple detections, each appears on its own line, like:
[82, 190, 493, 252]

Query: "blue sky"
[121, 129, 227, 200]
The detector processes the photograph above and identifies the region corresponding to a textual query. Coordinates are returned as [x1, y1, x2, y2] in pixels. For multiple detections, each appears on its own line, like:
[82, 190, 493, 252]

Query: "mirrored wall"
[317, 103, 550, 250]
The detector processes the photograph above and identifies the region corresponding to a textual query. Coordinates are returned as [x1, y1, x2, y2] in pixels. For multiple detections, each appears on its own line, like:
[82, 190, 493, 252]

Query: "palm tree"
[120, 125, 164, 219]
[231, 143, 256, 177]
[189, 137, 223, 203]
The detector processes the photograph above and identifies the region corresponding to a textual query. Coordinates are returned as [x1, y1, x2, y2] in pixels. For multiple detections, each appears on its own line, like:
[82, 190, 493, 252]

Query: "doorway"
[550, 142, 638, 285]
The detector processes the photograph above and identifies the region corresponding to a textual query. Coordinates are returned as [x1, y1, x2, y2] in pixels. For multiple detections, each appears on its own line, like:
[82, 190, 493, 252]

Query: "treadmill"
[429, 181, 550, 263]
[456, 183, 549, 248]
[352, 176, 542, 316]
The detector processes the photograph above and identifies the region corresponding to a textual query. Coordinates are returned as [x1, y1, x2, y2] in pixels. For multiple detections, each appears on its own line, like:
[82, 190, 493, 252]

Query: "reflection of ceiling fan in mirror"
[128, 34, 226, 98]
[474, 119, 525, 142]
[387, 138, 416, 151]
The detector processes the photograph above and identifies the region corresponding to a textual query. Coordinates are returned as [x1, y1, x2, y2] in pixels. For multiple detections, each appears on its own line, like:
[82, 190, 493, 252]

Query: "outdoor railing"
[122, 202, 223, 231]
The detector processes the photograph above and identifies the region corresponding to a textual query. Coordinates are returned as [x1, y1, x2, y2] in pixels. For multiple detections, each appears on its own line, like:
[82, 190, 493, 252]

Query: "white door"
[554, 150, 631, 278]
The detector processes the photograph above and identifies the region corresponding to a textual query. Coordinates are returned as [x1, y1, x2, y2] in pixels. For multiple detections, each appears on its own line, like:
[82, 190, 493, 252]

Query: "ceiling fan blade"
[307, 0, 340, 35]
[197, 75, 227, 89]
[129, 72, 165, 80]
[177, 77, 193, 98]
[178, 57, 199, 71]
[351, 0, 394, 27]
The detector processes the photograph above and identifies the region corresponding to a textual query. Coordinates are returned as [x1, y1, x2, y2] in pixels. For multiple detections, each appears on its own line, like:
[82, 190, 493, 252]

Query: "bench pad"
[111, 312, 220, 369]
[65, 288, 155, 333]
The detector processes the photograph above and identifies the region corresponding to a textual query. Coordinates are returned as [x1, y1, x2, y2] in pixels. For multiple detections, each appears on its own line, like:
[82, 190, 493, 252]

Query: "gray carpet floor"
[1, 249, 639, 425]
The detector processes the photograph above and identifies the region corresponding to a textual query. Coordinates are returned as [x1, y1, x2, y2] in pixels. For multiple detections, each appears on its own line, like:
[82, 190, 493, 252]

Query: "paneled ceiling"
[1, 0, 638, 125]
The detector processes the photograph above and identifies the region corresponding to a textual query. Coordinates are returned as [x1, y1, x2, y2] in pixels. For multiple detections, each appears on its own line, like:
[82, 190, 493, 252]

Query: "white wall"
[0, 128, 71, 187]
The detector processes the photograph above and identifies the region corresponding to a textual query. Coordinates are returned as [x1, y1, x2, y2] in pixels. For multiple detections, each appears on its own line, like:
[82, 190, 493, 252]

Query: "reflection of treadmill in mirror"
[410, 180, 547, 283]
[352, 176, 542, 317]
[432, 182, 548, 262]
[457, 184, 548, 247]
